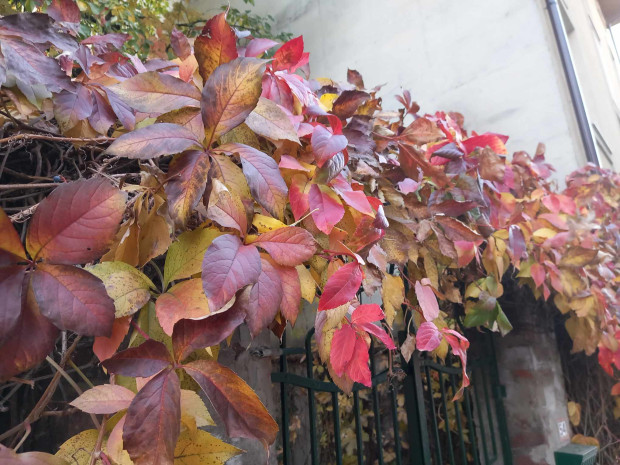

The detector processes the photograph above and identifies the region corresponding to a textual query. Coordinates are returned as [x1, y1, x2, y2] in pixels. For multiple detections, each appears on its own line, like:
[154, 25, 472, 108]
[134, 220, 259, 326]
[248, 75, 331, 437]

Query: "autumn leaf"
[26, 178, 125, 264]
[103, 339, 172, 378]
[123, 369, 181, 465]
[0, 208, 26, 260]
[274, 264, 302, 325]
[245, 38, 279, 58]
[245, 256, 284, 337]
[163, 226, 223, 287]
[416, 322, 442, 352]
[0, 266, 25, 345]
[201, 58, 265, 147]
[0, 277, 58, 381]
[87, 261, 155, 318]
[245, 97, 300, 143]
[156, 278, 210, 336]
[289, 174, 311, 221]
[32, 264, 115, 336]
[183, 360, 278, 447]
[309, 184, 345, 234]
[70, 384, 135, 414]
[0, 445, 67, 465]
[382, 274, 404, 327]
[218, 143, 288, 220]
[252, 226, 316, 266]
[110, 71, 201, 113]
[201, 234, 261, 312]
[105, 123, 201, 159]
[311, 124, 348, 167]
[206, 179, 249, 235]
[172, 302, 245, 362]
[194, 12, 238, 82]
[165, 150, 211, 228]
[93, 316, 131, 362]
[318, 262, 362, 311]
[415, 279, 439, 322]
[174, 429, 242, 465]
[272, 35, 306, 72]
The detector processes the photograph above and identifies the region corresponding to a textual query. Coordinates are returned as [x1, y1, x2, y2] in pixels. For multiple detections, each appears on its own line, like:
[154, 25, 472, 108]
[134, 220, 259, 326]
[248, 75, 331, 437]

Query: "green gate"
[272, 327, 513, 464]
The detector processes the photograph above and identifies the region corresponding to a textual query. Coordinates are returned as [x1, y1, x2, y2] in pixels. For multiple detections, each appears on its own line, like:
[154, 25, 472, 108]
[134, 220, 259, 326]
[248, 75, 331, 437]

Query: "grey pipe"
[546, 0, 600, 166]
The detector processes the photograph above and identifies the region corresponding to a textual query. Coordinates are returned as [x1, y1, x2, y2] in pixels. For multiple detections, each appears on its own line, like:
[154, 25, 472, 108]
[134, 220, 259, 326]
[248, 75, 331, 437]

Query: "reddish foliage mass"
[0, 5, 618, 463]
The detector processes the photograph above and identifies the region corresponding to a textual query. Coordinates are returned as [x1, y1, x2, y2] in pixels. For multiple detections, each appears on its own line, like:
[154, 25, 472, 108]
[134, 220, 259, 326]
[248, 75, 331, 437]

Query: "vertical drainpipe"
[545, 0, 600, 166]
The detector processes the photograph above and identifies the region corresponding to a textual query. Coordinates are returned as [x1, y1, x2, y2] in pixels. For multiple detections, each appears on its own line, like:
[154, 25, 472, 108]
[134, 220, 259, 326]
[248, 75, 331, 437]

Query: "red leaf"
[26, 178, 125, 264]
[0, 266, 25, 345]
[201, 234, 261, 312]
[415, 279, 439, 322]
[93, 316, 131, 362]
[104, 86, 136, 130]
[0, 277, 58, 381]
[47, 0, 81, 23]
[156, 278, 210, 336]
[346, 336, 371, 387]
[309, 184, 345, 234]
[433, 216, 482, 242]
[111, 71, 201, 113]
[70, 384, 135, 414]
[441, 329, 470, 400]
[254, 226, 316, 266]
[245, 38, 279, 58]
[318, 262, 362, 311]
[194, 12, 238, 82]
[332, 90, 370, 119]
[245, 256, 283, 337]
[311, 125, 348, 167]
[123, 369, 180, 465]
[611, 382, 620, 396]
[218, 143, 288, 219]
[330, 176, 373, 215]
[104, 123, 200, 159]
[32, 264, 115, 336]
[360, 321, 396, 350]
[165, 150, 210, 228]
[172, 303, 245, 363]
[289, 174, 310, 221]
[530, 263, 546, 288]
[0, 208, 26, 260]
[102, 339, 172, 378]
[331, 324, 357, 377]
[170, 27, 191, 60]
[274, 264, 301, 325]
[279, 155, 309, 172]
[351, 303, 384, 325]
[416, 322, 442, 351]
[272, 36, 304, 72]
[183, 360, 278, 447]
[462, 133, 508, 155]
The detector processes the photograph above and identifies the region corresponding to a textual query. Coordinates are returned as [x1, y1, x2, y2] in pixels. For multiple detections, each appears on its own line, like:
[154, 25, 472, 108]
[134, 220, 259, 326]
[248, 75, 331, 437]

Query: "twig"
[67, 360, 95, 389]
[0, 133, 114, 145]
[0, 183, 61, 190]
[0, 336, 82, 444]
[13, 423, 31, 452]
[131, 319, 151, 340]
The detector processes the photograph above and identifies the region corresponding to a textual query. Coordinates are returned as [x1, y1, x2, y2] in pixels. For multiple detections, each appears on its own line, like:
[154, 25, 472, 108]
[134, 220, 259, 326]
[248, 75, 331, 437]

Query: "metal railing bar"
[438, 371, 456, 465]
[306, 329, 319, 465]
[332, 392, 343, 465]
[353, 391, 364, 465]
[424, 365, 443, 465]
[390, 382, 403, 465]
[481, 368, 498, 461]
[449, 373, 468, 465]
[370, 341, 385, 465]
[472, 369, 490, 464]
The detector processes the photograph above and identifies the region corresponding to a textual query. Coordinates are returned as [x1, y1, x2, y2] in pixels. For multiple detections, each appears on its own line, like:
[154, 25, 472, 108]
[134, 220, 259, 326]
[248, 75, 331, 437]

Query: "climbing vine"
[0, 4, 618, 464]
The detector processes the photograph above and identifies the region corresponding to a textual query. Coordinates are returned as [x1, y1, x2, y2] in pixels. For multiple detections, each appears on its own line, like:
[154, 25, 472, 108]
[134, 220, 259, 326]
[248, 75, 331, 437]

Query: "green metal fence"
[272, 327, 513, 465]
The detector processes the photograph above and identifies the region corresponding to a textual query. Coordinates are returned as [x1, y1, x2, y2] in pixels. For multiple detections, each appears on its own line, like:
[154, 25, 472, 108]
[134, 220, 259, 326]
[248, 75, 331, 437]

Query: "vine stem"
[0, 336, 82, 444]
[0, 183, 62, 190]
[88, 374, 115, 465]
[0, 133, 114, 145]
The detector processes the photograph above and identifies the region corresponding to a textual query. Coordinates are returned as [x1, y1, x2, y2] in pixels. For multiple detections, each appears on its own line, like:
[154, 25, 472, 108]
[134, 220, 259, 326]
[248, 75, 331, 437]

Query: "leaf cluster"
[0, 4, 619, 464]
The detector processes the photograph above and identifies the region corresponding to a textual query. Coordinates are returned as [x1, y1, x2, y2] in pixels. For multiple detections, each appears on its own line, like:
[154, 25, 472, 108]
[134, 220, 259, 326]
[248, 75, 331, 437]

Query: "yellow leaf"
[382, 274, 404, 327]
[567, 401, 581, 426]
[571, 434, 599, 448]
[174, 429, 243, 465]
[532, 228, 557, 241]
[180, 389, 215, 429]
[252, 214, 286, 233]
[297, 265, 316, 303]
[319, 93, 338, 112]
[137, 193, 172, 267]
[87, 262, 155, 317]
[219, 122, 261, 149]
[163, 226, 223, 287]
[56, 429, 99, 464]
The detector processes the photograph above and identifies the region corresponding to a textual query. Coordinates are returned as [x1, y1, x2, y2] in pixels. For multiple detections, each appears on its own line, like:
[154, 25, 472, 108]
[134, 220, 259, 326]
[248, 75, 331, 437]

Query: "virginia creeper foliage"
[0, 4, 618, 464]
